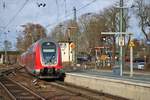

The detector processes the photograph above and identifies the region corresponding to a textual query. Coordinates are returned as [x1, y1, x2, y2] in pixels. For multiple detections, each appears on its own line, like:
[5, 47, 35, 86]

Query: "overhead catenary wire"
[45, 0, 97, 28]
[3, 0, 30, 31]
[76, 0, 96, 12]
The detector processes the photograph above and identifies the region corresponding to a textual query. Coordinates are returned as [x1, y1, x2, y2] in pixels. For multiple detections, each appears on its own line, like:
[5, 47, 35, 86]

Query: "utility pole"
[73, 7, 77, 21]
[67, 28, 71, 66]
[119, 0, 124, 76]
[73, 7, 77, 65]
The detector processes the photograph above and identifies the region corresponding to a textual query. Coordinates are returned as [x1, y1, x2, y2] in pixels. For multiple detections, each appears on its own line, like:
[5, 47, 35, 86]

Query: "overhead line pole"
[73, 7, 78, 65]
[119, 0, 124, 76]
[73, 7, 77, 21]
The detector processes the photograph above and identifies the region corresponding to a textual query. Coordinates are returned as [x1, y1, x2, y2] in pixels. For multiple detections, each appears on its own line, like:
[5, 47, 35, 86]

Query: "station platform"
[64, 69, 150, 100]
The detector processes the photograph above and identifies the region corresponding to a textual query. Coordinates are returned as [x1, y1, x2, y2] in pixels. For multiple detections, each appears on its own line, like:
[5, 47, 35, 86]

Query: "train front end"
[35, 39, 65, 79]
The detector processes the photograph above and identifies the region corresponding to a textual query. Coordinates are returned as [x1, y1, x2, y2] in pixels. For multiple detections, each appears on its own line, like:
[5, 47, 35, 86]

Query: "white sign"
[118, 36, 124, 46]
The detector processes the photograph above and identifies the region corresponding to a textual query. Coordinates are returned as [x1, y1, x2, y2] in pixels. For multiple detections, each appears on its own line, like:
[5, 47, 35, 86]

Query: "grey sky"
[0, 0, 141, 49]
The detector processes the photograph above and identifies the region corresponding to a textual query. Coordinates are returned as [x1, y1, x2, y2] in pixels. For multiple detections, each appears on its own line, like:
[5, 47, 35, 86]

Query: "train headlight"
[33, 69, 40, 74]
[54, 61, 57, 64]
[35, 69, 40, 73]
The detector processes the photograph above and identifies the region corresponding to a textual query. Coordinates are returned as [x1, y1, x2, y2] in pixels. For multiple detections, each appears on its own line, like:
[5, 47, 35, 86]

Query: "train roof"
[37, 38, 59, 46]
[21, 38, 59, 56]
[32, 38, 55, 44]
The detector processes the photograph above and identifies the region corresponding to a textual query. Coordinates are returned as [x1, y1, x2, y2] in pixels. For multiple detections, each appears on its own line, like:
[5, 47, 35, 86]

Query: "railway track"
[15, 68, 127, 100]
[15, 68, 105, 99]
[0, 76, 46, 100]
[0, 66, 127, 100]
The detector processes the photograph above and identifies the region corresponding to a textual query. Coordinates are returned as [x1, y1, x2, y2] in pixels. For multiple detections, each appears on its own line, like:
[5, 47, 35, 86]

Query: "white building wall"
[59, 42, 74, 62]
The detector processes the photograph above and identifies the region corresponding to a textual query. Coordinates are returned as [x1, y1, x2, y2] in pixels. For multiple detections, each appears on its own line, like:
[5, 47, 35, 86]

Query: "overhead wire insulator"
[37, 2, 46, 7]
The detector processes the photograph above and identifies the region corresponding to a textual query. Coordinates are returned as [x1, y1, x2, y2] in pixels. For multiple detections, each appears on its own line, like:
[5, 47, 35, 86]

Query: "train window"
[43, 49, 55, 52]
[42, 42, 57, 65]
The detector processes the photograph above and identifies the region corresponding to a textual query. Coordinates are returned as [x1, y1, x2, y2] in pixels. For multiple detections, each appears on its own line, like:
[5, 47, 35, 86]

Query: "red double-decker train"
[19, 38, 65, 79]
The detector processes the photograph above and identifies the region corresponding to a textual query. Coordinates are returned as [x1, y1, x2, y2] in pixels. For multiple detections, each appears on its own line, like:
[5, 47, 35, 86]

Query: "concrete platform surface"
[65, 69, 150, 100]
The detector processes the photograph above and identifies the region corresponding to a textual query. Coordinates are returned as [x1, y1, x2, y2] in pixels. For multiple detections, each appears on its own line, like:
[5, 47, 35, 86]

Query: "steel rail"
[0, 76, 46, 100]
[0, 82, 16, 100]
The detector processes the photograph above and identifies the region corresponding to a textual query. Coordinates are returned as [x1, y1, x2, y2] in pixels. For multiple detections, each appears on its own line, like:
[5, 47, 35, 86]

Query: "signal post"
[129, 41, 135, 77]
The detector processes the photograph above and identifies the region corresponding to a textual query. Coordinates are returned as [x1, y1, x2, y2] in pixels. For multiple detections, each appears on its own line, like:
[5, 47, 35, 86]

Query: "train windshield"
[42, 42, 57, 65]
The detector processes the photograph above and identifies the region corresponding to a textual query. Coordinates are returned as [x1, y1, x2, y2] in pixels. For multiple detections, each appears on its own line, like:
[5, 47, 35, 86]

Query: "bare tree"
[50, 20, 79, 43]
[78, 6, 130, 65]
[78, 12, 105, 52]
[16, 34, 24, 51]
[50, 6, 129, 66]
[16, 23, 47, 51]
[134, 0, 150, 40]
[50, 24, 66, 42]
[133, 0, 150, 68]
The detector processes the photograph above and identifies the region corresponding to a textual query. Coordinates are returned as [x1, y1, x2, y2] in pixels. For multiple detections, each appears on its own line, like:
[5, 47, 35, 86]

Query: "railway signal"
[118, 36, 125, 46]
[70, 42, 75, 49]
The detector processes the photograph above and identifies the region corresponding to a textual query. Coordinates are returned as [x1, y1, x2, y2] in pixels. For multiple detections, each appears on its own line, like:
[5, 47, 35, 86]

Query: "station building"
[59, 41, 75, 63]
